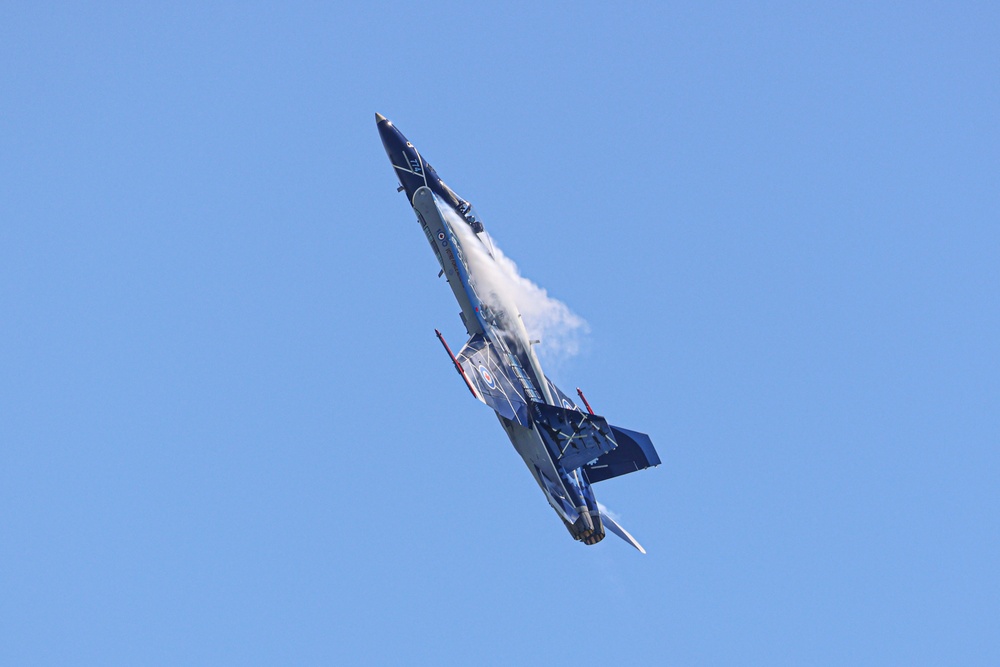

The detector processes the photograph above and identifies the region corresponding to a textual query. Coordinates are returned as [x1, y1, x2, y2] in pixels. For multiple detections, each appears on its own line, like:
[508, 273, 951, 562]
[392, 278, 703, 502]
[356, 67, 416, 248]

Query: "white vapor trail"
[440, 202, 589, 364]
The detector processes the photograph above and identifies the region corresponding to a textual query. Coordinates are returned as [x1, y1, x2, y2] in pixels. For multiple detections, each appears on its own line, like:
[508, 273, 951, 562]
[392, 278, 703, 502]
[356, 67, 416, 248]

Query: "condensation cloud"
[440, 203, 589, 365]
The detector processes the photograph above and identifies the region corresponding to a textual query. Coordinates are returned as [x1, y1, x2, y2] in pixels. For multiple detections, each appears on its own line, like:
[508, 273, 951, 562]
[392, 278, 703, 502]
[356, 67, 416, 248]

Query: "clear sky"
[2, 2, 998, 665]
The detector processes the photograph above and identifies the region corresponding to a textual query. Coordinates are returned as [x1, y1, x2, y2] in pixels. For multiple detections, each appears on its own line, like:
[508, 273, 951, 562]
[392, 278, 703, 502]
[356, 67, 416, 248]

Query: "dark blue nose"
[375, 113, 430, 199]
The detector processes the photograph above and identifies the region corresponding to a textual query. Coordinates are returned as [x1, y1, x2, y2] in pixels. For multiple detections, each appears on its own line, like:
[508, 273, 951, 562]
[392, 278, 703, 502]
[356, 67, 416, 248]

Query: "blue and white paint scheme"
[376, 113, 660, 551]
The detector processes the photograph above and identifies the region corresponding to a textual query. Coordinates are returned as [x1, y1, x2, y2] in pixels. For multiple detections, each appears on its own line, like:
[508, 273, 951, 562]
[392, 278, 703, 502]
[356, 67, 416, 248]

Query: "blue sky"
[2, 2, 998, 664]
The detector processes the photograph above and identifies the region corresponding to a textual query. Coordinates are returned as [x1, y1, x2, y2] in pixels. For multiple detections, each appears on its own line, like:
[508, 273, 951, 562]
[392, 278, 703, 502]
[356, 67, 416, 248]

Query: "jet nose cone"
[375, 112, 387, 124]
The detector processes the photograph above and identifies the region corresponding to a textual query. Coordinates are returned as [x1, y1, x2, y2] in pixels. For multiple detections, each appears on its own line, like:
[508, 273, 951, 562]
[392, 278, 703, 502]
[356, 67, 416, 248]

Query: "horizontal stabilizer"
[531, 403, 618, 471]
[584, 425, 660, 483]
[600, 507, 646, 554]
[456, 334, 529, 425]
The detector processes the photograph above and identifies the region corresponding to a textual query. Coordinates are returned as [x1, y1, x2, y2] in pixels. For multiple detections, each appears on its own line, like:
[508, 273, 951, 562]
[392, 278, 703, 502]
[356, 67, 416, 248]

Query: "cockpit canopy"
[457, 200, 484, 234]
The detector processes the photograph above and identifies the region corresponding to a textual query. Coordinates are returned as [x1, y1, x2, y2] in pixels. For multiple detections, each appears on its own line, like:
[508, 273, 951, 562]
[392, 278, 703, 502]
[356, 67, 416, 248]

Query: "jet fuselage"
[376, 114, 660, 550]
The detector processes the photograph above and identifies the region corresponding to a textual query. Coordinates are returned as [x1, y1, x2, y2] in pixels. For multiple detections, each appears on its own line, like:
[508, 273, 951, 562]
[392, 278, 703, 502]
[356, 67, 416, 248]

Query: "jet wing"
[543, 379, 660, 483]
[530, 402, 618, 471]
[583, 425, 660, 483]
[456, 334, 530, 426]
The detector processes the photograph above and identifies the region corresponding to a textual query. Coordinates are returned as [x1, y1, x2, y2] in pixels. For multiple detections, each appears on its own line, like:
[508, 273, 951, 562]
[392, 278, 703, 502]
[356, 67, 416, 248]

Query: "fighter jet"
[375, 113, 660, 552]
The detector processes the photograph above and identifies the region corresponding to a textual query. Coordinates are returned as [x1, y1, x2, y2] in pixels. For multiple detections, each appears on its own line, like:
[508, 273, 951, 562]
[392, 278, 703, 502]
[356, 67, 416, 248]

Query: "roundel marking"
[437, 232, 446, 241]
[478, 365, 496, 389]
